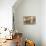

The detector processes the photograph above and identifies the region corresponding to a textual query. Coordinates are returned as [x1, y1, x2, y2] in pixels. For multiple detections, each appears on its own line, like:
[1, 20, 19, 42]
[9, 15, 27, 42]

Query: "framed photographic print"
[23, 16, 36, 25]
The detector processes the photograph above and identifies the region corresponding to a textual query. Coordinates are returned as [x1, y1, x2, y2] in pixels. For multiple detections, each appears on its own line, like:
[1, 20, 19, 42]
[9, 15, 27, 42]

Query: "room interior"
[0, 0, 46, 46]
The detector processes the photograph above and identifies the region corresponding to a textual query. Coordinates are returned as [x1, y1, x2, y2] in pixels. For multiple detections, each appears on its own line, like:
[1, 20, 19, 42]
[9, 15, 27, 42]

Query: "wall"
[41, 0, 46, 46]
[13, 0, 41, 46]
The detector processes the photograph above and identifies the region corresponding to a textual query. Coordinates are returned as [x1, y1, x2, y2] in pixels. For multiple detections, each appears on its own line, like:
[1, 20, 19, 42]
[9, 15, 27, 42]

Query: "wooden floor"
[0, 39, 16, 46]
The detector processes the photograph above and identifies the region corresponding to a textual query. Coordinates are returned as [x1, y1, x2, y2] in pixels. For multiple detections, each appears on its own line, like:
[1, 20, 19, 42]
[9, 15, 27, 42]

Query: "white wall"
[0, 0, 16, 29]
[13, 0, 41, 46]
[41, 0, 46, 46]
[13, 0, 46, 46]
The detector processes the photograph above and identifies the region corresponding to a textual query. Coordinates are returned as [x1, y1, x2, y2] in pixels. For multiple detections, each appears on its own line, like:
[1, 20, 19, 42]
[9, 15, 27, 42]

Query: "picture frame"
[23, 16, 36, 25]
